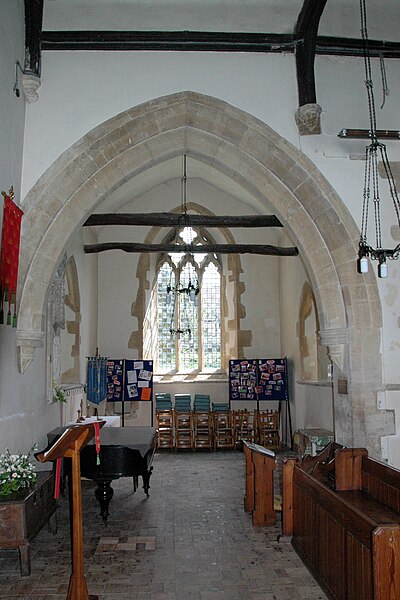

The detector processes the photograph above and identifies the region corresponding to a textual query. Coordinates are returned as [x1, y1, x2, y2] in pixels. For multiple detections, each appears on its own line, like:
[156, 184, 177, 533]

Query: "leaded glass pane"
[157, 263, 176, 372]
[178, 263, 199, 371]
[202, 263, 221, 370]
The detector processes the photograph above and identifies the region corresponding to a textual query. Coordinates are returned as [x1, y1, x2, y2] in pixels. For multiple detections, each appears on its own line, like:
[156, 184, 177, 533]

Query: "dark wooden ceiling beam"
[24, 0, 44, 75]
[41, 30, 293, 52]
[84, 242, 299, 256]
[40, 31, 400, 58]
[294, 0, 328, 107]
[83, 213, 283, 228]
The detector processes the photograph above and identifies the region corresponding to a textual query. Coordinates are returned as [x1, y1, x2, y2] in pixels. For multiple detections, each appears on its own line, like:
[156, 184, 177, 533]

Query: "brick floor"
[0, 450, 327, 600]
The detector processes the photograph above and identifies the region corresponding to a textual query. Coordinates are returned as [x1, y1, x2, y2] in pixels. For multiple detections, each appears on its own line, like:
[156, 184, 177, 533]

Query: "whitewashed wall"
[0, 1, 53, 454]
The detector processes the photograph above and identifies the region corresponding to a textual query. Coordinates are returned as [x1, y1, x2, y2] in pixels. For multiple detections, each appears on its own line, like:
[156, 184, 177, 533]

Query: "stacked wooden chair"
[255, 409, 280, 450]
[193, 394, 213, 450]
[155, 393, 174, 448]
[232, 409, 254, 448]
[174, 394, 193, 449]
[213, 409, 234, 450]
[154, 394, 280, 452]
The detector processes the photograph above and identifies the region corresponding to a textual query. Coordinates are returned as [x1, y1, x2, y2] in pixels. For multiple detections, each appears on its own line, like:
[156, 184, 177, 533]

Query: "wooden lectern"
[36, 422, 105, 600]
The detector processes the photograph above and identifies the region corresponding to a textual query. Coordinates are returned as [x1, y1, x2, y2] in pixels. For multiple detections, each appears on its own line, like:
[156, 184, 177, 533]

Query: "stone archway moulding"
[17, 91, 388, 454]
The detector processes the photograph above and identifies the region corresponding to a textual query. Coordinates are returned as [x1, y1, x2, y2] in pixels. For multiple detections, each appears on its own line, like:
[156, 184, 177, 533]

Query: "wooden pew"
[282, 443, 400, 600]
[243, 441, 276, 526]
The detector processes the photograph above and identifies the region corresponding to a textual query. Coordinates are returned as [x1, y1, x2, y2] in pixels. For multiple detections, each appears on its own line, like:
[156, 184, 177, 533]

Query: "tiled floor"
[0, 450, 327, 600]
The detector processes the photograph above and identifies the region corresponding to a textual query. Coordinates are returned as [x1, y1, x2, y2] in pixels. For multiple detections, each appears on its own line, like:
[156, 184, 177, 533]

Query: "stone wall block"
[146, 129, 186, 162]
[221, 115, 250, 148]
[185, 129, 220, 164]
[153, 104, 187, 133]
[186, 103, 228, 137]
[212, 141, 248, 179]
[86, 143, 109, 170]
[294, 180, 332, 221]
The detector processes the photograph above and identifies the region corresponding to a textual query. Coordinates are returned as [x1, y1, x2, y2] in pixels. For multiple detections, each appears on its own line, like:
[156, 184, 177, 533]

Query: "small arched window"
[156, 226, 221, 373]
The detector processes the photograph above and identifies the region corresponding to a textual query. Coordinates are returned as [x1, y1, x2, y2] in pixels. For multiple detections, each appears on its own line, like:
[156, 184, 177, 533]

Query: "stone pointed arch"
[17, 91, 390, 456]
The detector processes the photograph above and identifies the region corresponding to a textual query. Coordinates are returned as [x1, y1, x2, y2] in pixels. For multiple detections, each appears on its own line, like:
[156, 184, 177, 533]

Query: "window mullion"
[197, 270, 203, 371]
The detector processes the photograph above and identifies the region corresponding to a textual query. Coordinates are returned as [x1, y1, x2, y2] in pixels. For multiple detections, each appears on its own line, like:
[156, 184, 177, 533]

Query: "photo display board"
[106, 359, 153, 402]
[229, 357, 288, 401]
[124, 360, 153, 402]
[106, 359, 124, 402]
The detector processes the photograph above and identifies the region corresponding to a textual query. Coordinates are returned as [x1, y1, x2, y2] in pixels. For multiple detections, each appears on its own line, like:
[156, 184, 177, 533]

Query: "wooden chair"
[213, 411, 234, 450]
[156, 410, 174, 449]
[233, 409, 254, 448]
[256, 409, 280, 449]
[174, 410, 194, 450]
[193, 412, 213, 450]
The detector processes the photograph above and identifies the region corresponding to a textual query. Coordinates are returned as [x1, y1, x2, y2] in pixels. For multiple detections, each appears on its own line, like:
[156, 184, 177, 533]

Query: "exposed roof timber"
[41, 30, 294, 52]
[40, 31, 400, 58]
[83, 213, 284, 228]
[294, 0, 327, 106]
[24, 0, 43, 75]
[84, 242, 299, 256]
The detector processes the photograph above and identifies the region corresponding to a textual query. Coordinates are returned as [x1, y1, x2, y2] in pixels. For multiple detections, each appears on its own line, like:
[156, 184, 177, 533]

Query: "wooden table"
[0, 470, 57, 576]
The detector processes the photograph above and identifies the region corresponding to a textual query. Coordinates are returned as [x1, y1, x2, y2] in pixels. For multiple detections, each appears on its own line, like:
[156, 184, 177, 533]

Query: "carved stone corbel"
[22, 73, 41, 103]
[17, 330, 44, 373]
[295, 103, 322, 135]
[318, 328, 348, 373]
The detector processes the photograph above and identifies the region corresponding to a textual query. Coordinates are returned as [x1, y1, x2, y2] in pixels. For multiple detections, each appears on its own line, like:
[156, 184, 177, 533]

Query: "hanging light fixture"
[167, 155, 199, 335]
[356, 0, 400, 278]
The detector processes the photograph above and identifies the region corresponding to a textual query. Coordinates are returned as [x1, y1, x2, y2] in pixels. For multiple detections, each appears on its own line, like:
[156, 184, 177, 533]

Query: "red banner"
[0, 187, 23, 325]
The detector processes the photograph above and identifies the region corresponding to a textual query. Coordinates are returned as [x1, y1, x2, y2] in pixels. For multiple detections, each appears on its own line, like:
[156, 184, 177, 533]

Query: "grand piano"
[47, 425, 157, 522]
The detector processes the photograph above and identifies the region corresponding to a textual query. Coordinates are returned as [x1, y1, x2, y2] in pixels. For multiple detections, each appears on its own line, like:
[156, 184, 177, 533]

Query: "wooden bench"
[0, 470, 57, 577]
[243, 441, 276, 526]
[282, 444, 400, 600]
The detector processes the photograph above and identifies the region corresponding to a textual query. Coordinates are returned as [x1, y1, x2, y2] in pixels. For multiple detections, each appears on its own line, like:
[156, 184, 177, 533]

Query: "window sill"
[154, 370, 228, 384]
[296, 379, 332, 387]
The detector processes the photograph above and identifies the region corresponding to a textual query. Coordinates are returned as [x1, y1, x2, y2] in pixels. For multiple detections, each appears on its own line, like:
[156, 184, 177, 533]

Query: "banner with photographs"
[107, 359, 153, 402]
[229, 357, 288, 401]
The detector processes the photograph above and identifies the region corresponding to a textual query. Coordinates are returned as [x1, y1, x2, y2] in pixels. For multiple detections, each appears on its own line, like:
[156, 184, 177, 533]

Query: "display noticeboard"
[106, 359, 124, 402]
[106, 359, 153, 402]
[229, 357, 288, 402]
[124, 360, 153, 402]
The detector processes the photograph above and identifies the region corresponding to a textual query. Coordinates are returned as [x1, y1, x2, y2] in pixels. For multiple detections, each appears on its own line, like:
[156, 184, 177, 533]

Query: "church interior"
[1, 1, 400, 599]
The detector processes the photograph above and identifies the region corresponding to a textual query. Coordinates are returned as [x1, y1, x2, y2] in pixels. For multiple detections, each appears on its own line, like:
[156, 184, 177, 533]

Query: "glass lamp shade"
[360, 256, 369, 273]
[378, 261, 388, 278]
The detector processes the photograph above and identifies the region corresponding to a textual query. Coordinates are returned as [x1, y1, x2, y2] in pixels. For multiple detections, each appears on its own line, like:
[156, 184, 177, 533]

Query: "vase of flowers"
[0, 447, 38, 497]
[53, 382, 67, 403]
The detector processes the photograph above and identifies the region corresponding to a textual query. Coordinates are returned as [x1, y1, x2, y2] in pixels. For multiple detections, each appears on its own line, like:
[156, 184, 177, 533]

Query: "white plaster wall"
[21, 51, 299, 197]
[62, 228, 99, 382]
[0, 1, 58, 455]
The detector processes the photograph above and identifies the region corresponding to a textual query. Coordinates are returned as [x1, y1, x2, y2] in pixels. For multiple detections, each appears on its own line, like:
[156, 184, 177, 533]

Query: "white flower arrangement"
[53, 382, 67, 403]
[0, 447, 38, 497]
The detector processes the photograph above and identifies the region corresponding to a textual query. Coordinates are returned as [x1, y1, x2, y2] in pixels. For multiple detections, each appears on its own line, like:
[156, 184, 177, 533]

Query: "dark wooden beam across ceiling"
[84, 242, 299, 256]
[41, 31, 294, 53]
[40, 31, 400, 59]
[83, 213, 283, 228]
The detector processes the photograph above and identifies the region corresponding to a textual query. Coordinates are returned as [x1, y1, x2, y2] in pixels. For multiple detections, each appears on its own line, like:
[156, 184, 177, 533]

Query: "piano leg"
[142, 466, 153, 496]
[94, 480, 114, 522]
